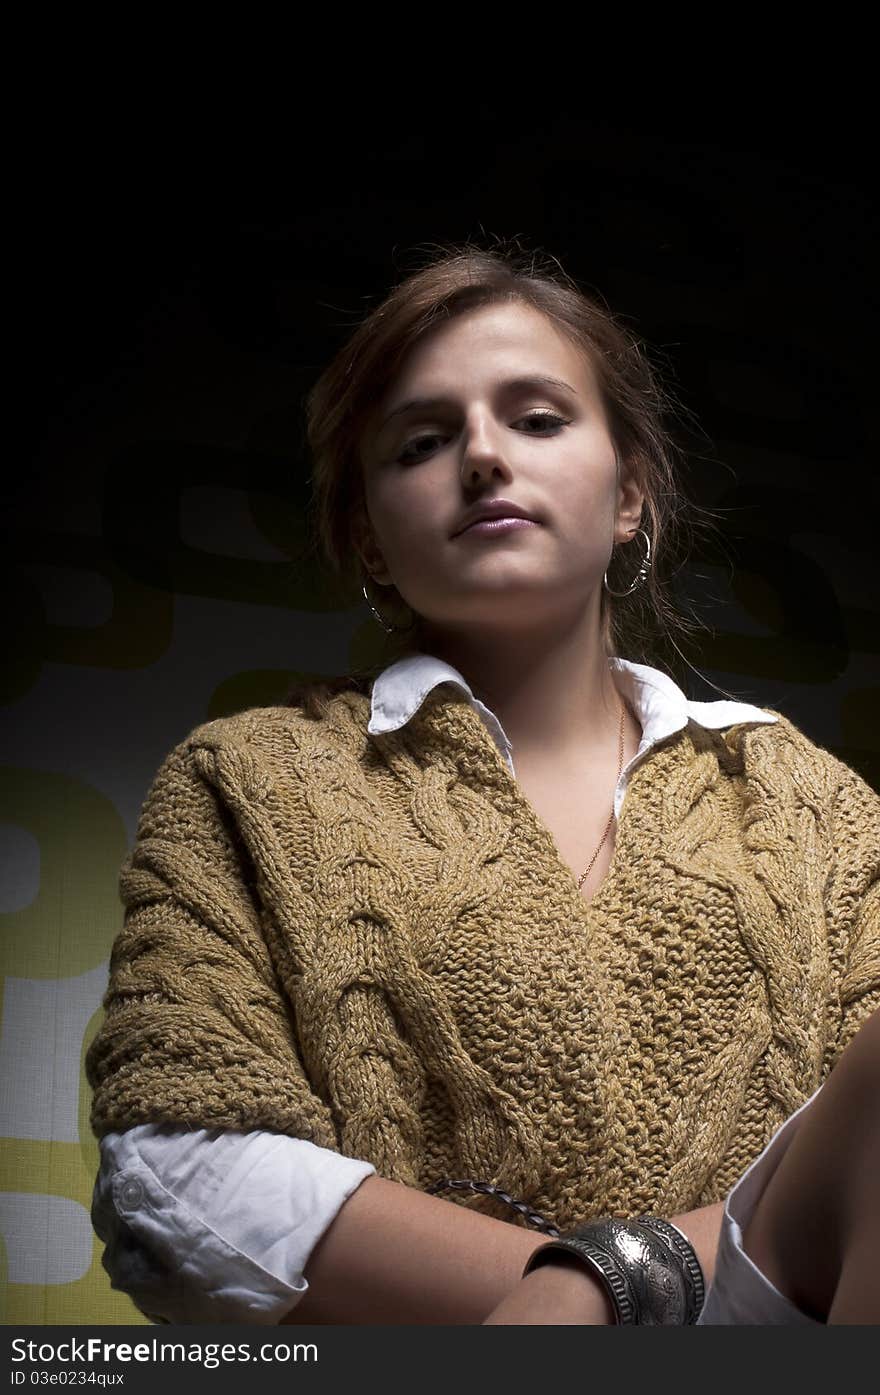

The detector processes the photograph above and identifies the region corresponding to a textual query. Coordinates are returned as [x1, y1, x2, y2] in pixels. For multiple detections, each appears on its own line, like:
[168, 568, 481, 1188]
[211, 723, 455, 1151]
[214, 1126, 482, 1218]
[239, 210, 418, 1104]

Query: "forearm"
[484, 1200, 725, 1325]
[279, 1173, 551, 1325]
[282, 1175, 725, 1326]
[668, 1200, 724, 1290]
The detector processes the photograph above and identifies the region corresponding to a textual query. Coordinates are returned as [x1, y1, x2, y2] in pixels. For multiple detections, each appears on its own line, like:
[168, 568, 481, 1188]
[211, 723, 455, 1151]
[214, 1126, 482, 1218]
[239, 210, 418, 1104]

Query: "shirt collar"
[367, 650, 778, 799]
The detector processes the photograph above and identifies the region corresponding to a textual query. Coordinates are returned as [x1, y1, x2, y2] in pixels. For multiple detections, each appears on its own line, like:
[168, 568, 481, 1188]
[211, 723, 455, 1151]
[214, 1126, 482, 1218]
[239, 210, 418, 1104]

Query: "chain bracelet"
[424, 1178, 561, 1237]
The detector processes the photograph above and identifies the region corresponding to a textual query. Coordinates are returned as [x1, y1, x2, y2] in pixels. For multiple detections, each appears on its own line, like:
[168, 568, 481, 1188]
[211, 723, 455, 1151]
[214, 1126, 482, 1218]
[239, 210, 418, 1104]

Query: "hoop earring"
[362, 580, 417, 634]
[603, 528, 652, 597]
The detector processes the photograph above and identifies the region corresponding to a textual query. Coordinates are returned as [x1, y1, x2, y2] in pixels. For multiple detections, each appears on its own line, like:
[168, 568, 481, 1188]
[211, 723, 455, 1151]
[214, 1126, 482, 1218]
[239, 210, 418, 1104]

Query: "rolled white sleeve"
[92, 1127, 377, 1325]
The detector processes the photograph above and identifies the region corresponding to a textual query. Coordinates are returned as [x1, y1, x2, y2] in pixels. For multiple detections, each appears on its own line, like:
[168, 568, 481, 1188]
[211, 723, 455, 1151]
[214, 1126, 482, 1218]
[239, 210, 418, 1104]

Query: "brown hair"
[285, 235, 733, 717]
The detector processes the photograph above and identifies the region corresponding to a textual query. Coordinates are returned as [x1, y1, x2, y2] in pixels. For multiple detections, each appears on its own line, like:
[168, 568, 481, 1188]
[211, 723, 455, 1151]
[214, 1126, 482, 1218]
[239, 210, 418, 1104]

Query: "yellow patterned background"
[1, 445, 396, 1322]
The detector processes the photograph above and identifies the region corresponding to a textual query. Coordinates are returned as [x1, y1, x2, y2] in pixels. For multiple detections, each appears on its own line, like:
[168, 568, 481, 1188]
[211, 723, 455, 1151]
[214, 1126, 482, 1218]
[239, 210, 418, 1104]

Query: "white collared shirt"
[366, 653, 777, 820]
[94, 653, 795, 1325]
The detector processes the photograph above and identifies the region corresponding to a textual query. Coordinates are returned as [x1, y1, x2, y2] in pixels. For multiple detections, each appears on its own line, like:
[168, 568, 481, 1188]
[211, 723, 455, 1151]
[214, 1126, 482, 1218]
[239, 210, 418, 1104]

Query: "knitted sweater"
[86, 681, 880, 1231]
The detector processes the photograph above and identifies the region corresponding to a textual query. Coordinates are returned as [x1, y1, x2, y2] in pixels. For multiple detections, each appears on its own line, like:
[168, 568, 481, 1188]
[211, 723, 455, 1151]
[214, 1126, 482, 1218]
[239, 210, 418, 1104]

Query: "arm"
[821, 758, 880, 1065]
[86, 735, 367, 1319]
[86, 736, 342, 1148]
[707, 765, 880, 1328]
[281, 1172, 564, 1325]
[282, 1182, 724, 1326]
[742, 1007, 880, 1324]
[481, 1202, 724, 1325]
[89, 738, 549, 1326]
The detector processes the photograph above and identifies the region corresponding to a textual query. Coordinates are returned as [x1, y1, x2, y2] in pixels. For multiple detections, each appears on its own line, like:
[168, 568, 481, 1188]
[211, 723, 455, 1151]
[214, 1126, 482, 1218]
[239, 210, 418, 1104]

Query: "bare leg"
[742, 1007, 880, 1323]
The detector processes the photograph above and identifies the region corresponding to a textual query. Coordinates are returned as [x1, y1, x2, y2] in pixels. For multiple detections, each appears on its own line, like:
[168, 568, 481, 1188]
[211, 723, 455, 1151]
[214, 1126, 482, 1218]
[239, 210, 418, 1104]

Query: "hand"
[482, 1255, 615, 1325]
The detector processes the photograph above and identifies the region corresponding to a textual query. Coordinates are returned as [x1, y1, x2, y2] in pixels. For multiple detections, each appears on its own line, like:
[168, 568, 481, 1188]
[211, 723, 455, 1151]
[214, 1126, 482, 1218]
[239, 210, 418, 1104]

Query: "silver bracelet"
[522, 1215, 706, 1325]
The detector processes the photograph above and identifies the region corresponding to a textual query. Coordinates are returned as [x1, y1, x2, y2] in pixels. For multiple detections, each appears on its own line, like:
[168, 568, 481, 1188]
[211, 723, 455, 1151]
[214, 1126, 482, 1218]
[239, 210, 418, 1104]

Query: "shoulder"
[173, 684, 373, 767]
[726, 708, 879, 817]
[132, 687, 374, 839]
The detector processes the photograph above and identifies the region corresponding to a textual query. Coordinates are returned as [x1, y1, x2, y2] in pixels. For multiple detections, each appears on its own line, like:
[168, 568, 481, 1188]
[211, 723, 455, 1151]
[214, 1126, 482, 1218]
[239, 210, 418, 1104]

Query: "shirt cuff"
[94, 1128, 376, 1325]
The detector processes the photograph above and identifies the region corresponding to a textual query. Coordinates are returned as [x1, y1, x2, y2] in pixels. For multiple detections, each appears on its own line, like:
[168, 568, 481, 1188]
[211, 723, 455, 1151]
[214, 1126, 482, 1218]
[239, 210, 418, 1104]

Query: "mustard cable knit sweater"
[86, 685, 880, 1231]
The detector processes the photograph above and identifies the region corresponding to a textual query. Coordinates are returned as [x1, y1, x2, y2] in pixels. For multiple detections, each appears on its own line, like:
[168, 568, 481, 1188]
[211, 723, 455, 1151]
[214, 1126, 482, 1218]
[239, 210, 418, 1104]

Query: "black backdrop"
[10, 110, 879, 791]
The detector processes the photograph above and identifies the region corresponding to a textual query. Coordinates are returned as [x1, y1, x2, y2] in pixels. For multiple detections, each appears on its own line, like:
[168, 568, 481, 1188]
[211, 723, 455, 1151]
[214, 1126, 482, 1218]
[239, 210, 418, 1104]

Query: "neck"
[417, 595, 631, 763]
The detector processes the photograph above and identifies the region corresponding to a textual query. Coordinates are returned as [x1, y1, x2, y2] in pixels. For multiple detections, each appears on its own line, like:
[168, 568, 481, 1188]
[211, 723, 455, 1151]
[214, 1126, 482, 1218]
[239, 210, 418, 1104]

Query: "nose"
[459, 412, 513, 487]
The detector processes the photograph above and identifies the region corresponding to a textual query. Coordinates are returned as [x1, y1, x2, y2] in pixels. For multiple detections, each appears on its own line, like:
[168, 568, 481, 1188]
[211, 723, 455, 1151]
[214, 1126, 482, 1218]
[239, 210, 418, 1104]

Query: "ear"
[614, 458, 646, 543]
[351, 505, 393, 586]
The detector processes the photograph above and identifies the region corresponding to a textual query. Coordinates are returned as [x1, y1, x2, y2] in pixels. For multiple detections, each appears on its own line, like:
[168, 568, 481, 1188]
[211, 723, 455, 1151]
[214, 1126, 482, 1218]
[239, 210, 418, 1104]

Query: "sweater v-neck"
[365, 651, 780, 922]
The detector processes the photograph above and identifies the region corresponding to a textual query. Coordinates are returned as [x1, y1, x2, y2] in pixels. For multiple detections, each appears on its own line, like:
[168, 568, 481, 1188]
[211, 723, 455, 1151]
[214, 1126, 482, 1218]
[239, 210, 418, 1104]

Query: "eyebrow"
[376, 374, 580, 434]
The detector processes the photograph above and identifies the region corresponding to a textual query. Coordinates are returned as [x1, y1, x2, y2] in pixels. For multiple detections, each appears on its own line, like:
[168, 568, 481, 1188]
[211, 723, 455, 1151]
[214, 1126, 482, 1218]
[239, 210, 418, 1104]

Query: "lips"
[452, 500, 540, 537]
[459, 517, 539, 537]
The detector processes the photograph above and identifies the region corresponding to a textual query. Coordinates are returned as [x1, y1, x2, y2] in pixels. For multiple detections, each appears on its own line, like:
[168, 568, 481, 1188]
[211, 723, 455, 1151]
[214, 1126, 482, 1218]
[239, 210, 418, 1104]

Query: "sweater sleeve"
[822, 757, 880, 1070]
[85, 733, 341, 1144]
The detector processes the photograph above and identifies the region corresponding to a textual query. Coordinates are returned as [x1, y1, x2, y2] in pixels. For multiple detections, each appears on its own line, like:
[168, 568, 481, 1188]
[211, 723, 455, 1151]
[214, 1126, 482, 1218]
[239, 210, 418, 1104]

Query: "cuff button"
[118, 1177, 145, 1209]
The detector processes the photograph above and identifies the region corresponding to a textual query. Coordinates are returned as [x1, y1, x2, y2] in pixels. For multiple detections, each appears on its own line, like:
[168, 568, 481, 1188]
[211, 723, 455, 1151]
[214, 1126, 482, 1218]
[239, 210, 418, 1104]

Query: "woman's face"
[355, 301, 643, 639]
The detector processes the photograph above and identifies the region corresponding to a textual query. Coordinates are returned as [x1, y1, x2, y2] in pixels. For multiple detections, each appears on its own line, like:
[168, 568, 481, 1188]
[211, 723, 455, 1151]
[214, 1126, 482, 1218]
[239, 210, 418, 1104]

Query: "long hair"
[286, 235, 733, 717]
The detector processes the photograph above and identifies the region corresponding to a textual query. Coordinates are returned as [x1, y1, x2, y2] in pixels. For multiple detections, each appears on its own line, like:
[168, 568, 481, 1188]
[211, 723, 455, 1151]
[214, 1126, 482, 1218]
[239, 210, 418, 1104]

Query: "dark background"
[8, 109, 879, 790]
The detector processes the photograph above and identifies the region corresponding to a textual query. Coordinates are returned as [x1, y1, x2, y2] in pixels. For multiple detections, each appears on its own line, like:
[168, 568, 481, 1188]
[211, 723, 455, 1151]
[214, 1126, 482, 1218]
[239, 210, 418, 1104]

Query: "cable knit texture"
[86, 685, 880, 1230]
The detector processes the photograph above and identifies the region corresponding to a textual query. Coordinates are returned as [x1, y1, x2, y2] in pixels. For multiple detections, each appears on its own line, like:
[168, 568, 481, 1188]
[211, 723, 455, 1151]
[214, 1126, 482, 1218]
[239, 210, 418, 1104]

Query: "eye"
[519, 410, 570, 433]
[397, 433, 444, 464]
[396, 411, 570, 464]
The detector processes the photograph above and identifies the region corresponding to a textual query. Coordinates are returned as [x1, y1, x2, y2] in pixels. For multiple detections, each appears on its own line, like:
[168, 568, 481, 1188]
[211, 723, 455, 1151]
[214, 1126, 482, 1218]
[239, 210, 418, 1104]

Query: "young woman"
[86, 240, 879, 1325]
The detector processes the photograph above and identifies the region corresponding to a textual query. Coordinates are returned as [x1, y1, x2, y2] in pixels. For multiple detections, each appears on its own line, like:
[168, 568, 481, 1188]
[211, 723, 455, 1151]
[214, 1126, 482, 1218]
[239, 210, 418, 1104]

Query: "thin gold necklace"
[576, 692, 626, 891]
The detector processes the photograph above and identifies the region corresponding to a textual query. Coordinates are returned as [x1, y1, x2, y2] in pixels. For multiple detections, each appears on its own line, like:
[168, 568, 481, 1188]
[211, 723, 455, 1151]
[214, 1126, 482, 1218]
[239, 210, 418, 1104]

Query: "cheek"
[558, 475, 615, 527]
[379, 475, 441, 531]
[369, 487, 431, 566]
